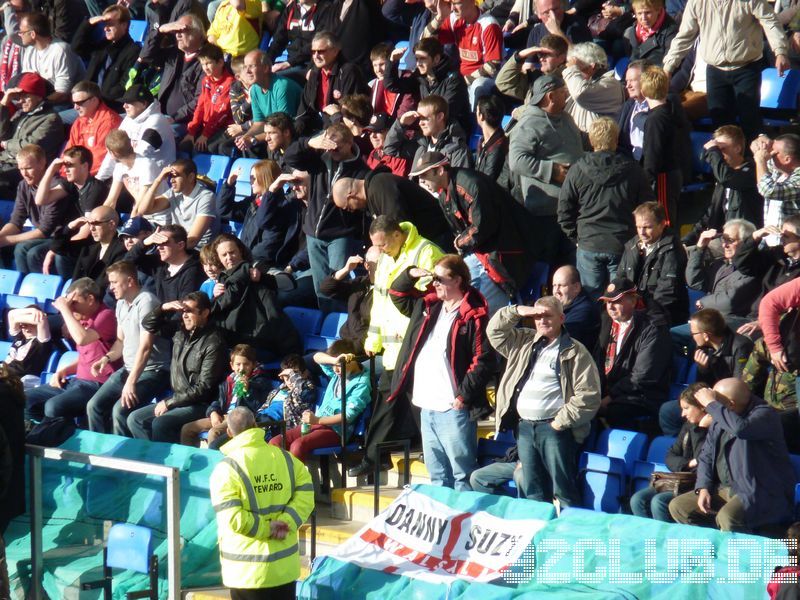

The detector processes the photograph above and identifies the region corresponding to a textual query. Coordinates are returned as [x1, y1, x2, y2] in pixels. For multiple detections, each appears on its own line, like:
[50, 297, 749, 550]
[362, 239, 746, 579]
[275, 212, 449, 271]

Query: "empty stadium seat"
[0, 268, 22, 307]
[193, 153, 232, 194]
[687, 286, 704, 315]
[304, 312, 348, 352]
[129, 20, 148, 44]
[229, 157, 261, 201]
[631, 435, 676, 492]
[760, 68, 800, 126]
[580, 429, 648, 512]
[6, 274, 64, 311]
[284, 306, 324, 338]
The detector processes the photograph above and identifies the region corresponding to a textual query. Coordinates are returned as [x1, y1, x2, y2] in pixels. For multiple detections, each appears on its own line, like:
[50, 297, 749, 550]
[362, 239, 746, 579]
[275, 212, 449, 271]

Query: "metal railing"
[27, 444, 182, 600]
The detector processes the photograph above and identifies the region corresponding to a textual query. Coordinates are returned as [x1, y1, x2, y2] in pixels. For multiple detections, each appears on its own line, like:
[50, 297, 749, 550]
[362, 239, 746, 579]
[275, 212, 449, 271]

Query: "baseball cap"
[364, 113, 392, 133]
[16, 72, 46, 98]
[119, 216, 154, 238]
[529, 74, 565, 106]
[409, 150, 449, 177]
[598, 277, 638, 302]
[120, 84, 154, 106]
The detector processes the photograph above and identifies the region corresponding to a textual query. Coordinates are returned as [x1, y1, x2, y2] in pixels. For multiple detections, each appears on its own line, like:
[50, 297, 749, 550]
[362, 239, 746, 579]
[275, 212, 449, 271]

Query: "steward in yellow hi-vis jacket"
[209, 408, 314, 598]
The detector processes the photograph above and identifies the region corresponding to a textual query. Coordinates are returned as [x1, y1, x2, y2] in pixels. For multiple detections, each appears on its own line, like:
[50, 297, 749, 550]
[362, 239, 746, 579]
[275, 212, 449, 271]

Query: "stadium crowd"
[5, 0, 800, 594]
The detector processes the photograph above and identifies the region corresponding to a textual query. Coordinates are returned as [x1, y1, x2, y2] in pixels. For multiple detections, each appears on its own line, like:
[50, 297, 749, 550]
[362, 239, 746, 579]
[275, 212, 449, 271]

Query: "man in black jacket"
[558, 116, 653, 300]
[552, 265, 601, 351]
[596, 277, 672, 431]
[617, 201, 688, 327]
[156, 15, 206, 132]
[332, 172, 452, 250]
[294, 31, 366, 136]
[128, 291, 228, 442]
[71, 5, 141, 111]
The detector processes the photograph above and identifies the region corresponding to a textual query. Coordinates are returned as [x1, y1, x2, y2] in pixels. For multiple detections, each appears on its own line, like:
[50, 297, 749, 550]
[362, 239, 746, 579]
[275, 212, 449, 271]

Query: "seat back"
[646, 435, 677, 464]
[57, 351, 79, 372]
[595, 428, 648, 475]
[790, 454, 800, 482]
[320, 312, 348, 338]
[129, 20, 148, 44]
[690, 131, 712, 176]
[106, 523, 154, 573]
[395, 40, 411, 70]
[0, 269, 21, 296]
[0, 199, 14, 223]
[761, 68, 800, 110]
[0, 340, 10, 360]
[614, 56, 630, 80]
[18, 273, 63, 303]
[284, 306, 323, 337]
[193, 154, 232, 194]
[230, 158, 261, 201]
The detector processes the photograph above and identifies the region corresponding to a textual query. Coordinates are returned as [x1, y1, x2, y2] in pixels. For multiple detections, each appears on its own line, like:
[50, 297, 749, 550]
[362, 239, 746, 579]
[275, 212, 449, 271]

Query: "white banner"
[331, 488, 546, 583]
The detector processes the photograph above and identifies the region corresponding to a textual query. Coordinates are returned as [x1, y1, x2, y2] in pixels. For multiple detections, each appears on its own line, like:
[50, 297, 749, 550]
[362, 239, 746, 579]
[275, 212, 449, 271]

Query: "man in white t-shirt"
[103, 129, 168, 216]
[131, 158, 220, 249]
[487, 295, 601, 508]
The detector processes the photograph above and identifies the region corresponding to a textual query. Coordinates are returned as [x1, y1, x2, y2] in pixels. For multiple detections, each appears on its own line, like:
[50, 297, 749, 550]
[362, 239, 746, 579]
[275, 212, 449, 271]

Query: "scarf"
[635, 9, 666, 44]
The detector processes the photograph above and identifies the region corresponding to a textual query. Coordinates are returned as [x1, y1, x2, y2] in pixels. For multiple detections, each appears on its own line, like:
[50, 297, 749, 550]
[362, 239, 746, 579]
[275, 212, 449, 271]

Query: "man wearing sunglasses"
[65, 81, 121, 175]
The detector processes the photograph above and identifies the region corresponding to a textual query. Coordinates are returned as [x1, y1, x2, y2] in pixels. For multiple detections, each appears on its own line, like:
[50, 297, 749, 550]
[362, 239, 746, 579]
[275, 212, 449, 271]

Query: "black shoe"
[348, 459, 375, 477]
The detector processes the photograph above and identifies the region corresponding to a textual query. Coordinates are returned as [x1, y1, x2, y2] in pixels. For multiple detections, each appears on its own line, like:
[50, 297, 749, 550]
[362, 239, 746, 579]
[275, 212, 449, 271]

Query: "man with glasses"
[65, 81, 121, 175]
[0, 72, 64, 197]
[71, 5, 140, 112]
[132, 158, 219, 249]
[295, 31, 366, 136]
[233, 50, 302, 155]
[125, 224, 205, 303]
[16, 12, 86, 106]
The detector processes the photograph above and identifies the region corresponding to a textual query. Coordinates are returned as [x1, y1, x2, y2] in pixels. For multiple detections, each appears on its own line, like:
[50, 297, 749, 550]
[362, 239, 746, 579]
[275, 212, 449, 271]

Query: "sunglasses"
[310, 48, 331, 55]
[87, 219, 112, 227]
[73, 96, 94, 106]
[431, 275, 452, 285]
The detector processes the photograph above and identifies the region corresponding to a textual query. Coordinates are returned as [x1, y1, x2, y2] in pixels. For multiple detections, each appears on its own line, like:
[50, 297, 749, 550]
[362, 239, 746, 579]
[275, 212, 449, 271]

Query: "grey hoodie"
[508, 105, 583, 217]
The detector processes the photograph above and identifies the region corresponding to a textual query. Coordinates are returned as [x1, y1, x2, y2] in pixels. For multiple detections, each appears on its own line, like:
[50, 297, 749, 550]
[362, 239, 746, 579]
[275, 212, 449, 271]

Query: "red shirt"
[438, 13, 502, 76]
[66, 103, 122, 176]
[367, 148, 410, 177]
[187, 71, 236, 138]
[317, 68, 332, 110]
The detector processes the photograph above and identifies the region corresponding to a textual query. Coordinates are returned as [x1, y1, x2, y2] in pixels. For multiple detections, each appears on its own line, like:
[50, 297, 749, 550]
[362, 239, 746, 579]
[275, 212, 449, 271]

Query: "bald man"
[332, 174, 451, 251]
[551, 265, 600, 350]
[65, 205, 128, 291]
[669, 378, 795, 533]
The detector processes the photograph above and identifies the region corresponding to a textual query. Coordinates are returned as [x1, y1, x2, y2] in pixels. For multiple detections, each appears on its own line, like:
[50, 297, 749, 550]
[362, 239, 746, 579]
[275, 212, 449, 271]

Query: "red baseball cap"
[16, 72, 47, 98]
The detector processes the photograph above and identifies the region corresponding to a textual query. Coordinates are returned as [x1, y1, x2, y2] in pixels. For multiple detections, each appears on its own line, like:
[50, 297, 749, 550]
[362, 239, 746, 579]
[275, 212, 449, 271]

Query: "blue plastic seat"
[579, 428, 648, 512]
[0, 340, 10, 360]
[0, 199, 14, 223]
[395, 40, 410, 71]
[81, 523, 158, 599]
[284, 306, 324, 338]
[761, 68, 800, 110]
[129, 20, 148, 44]
[304, 312, 348, 352]
[193, 153, 232, 194]
[229, 157, 261, 201]
[41, 350, 78, 385]
[687, 286, 704, 315]
[6, 273, 64, 311]
[0, 268, 22, 308]
[518, 261, 550, 304]
[614, 56, 630, 80]
[630, 435, 677, 492]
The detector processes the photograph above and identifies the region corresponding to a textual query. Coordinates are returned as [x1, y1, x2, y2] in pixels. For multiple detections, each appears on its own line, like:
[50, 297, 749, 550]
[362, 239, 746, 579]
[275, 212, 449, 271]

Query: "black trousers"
[364, 370, 420, 463]
[706, 61, 763, 143]
[230, 581, 296, 600]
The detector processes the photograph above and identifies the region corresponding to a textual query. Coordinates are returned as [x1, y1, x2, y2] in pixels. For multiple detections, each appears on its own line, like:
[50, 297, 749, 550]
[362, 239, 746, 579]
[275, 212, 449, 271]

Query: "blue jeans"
[463, 253, 510, 317]
[576, 247, 621, 301]
[659, 400, 682, 436]
[14, 239, 50, 274]
[630, 486, 674, 522]
[420, 408, 477, 491]
[306, 235, 363, 313]
[469, 461, 524, 497]
[127, 402, 209, 443]
[25, 378, 103, 421]
[86, 368, 171, 435]
[517, 419, 580, 507]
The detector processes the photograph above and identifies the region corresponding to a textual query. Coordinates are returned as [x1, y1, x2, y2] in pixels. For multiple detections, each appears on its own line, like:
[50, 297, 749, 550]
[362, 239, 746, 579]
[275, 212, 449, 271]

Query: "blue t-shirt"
[317, 365, 372, 440]
[251, 76, 303, 122]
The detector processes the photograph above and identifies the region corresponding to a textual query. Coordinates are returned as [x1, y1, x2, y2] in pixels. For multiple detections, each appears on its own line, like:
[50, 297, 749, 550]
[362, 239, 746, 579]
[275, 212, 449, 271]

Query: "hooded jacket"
[508, 105, 583, 216]
[142, 306, 228, 409]
[618, 232, 689, 327]
[558, 150, 654, 254]
[388, 267, 493, 421]
[383, 119, 473, 170]
[211, 261, 303, 356]
[488, 305, 601, 443]
[696, 395, 795, 528]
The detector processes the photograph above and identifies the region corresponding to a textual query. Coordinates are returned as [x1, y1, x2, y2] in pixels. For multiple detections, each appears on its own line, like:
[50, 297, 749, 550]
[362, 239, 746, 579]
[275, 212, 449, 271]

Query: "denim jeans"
[576, 247, 621, 301]
[420, 408, 477, 491]
[127, 402, 209, 443]
[706, 61, 763, 143]
[469, 461, 524, 497]
[658, 400, 682, 436]
[463, 253, 510, 317]
[86, 368, 171, 435]
[25, 378, 103, 421]
[14, 239, 50, 274]
[306, 235, 363, 313]
[517, 419, 580, 507]
[630, 485, 674, 522]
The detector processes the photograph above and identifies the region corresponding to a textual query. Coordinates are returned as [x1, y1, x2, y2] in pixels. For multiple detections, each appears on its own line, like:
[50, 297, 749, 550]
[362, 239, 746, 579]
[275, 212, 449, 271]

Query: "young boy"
[270, 340, 372, 462]
[181, 44, 236, 156]
[256, 354, 315, 430]
[180, 344, 272, 447]
[368, 42, 414, 119]
[5, 306, 53, 387]
[199, 244, 224, 299]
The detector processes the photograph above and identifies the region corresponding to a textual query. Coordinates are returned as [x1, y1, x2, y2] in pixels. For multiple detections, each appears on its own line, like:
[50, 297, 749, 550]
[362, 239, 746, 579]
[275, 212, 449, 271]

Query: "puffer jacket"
[488, 305, 601, 443]
[508, 105, 583, 216]
[558, 150, 654, 254]
[142, 306, 228, 409]
[387, 267, 493, 420]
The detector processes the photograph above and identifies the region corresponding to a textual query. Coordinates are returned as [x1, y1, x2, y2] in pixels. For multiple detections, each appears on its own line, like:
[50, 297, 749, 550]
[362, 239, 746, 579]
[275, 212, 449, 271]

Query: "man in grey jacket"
[487, 296, 601, 508]
[509, 74, 583, 264]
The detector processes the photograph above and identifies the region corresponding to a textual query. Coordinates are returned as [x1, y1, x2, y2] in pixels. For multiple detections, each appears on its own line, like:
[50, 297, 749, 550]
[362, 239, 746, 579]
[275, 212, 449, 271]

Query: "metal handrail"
[26, 444, 181, 600]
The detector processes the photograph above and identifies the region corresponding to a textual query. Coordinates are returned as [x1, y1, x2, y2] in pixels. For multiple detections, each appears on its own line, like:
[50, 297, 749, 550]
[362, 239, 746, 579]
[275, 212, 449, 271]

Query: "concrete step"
[330, 485, 405, 522]
[298, 513, 363, 558]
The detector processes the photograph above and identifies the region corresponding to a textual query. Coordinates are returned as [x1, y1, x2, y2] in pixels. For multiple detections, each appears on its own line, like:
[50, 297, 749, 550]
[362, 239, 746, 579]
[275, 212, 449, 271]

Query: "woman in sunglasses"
[385, 254, 494, 491]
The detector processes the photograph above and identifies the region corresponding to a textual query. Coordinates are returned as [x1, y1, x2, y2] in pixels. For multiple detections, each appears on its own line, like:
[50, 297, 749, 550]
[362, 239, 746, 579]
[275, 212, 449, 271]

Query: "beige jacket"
[663, 0, 788, 73]
[487, 306, 601, 442]
[562, 66, 625, 133]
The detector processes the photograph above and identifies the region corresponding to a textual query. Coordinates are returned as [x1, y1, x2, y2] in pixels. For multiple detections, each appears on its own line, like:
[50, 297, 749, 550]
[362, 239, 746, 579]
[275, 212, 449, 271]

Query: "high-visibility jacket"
[209, 427, 314, 589]
[364, 221, 444, 370]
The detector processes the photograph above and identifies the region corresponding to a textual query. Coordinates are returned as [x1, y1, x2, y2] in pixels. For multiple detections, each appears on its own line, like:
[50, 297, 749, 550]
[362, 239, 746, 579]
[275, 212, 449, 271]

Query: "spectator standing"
[622, 0, 678, 66]
[616, 59, 650, 159]
[752, 133, 800, 237]
[267, 0, 328, 81]
[561, 42, 625, 132]
[65, 81, 122, 176]
[474, 95, 507, 182]
[209, 406, 314, 600]
[551, 265, 601, 351]
[661, 0, 789, 142]
[488, 297, 601, 507]
[86, 261, 171, 435]
[128, 292, 228, 442]
[207, 0, 262, 58]
[558, 117, 653, 299]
